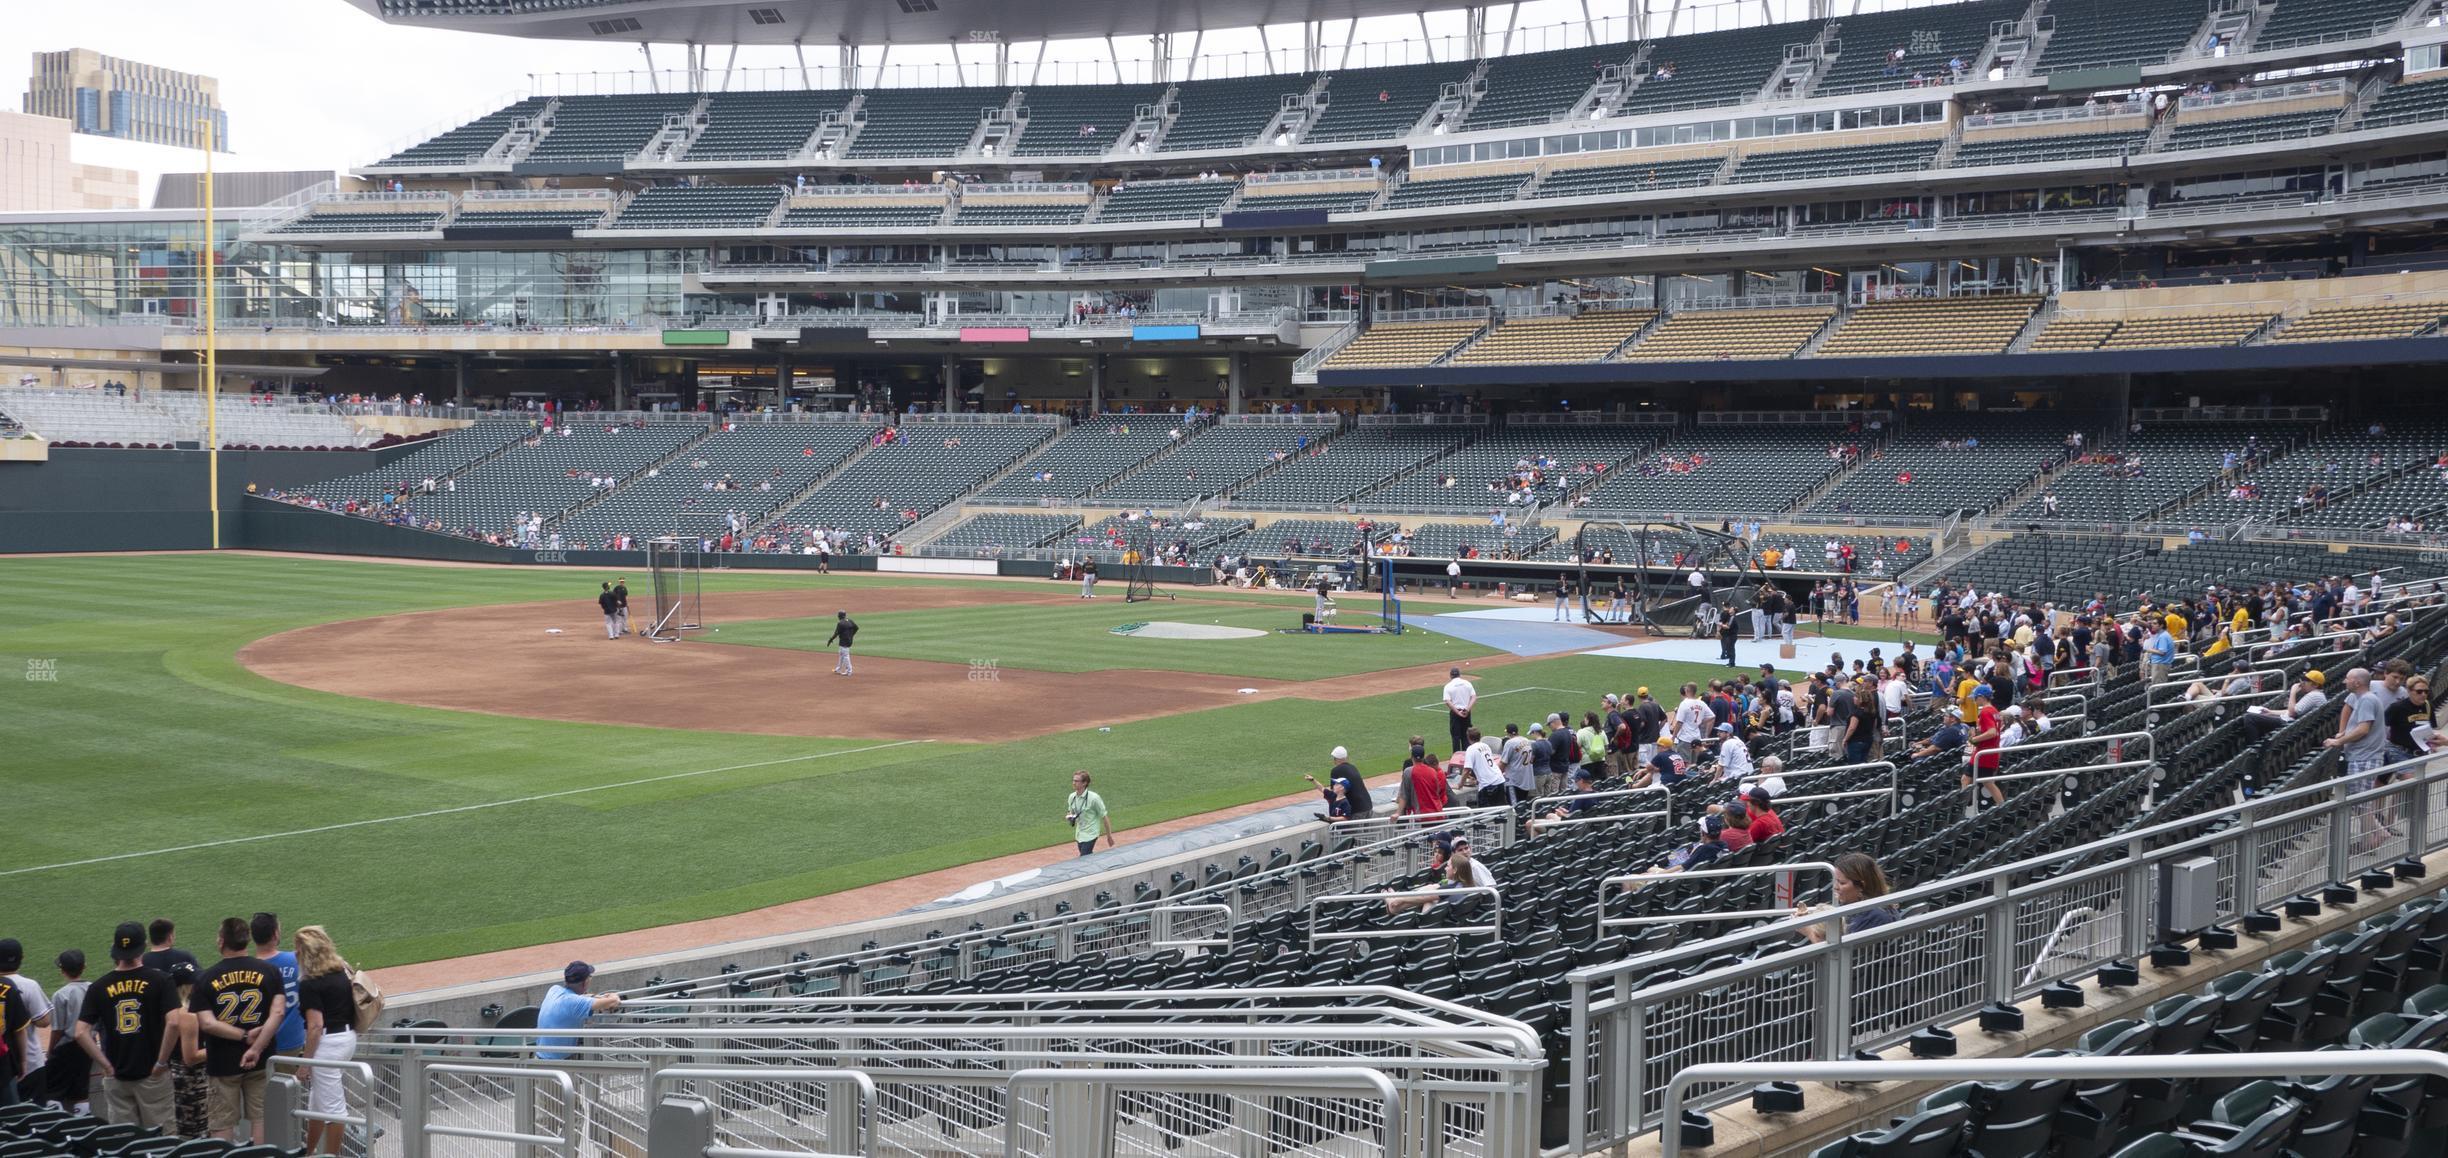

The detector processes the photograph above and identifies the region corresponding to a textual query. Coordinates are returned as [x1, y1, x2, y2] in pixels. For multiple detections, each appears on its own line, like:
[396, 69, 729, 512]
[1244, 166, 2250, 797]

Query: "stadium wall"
[0, 445, 418, 553]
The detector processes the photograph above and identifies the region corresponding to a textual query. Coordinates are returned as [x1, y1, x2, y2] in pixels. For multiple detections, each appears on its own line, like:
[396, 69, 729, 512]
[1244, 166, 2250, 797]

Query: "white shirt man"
[1443, 673, 1478, 717]
[1463, 735, 1506, 795]
[1716, 724, 1753, 779]
[1688, 569, 1707, 592]
[2000, 707, 2033, 748]
[1879, 672, 1909, 718]
[1672, 690, 1711, 754]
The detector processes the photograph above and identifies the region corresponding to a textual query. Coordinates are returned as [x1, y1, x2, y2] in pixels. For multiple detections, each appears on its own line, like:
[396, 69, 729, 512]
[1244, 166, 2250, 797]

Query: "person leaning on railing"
[1797, 852, 1900, 943]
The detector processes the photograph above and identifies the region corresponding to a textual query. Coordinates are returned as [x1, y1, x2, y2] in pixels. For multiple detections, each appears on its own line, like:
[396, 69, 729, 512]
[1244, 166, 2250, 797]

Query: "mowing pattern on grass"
[2, 555, 1728, 988]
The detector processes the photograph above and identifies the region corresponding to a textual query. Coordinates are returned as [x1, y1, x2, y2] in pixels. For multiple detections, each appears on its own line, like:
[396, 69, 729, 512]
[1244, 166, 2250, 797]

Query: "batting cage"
[646, 538, 704, 642]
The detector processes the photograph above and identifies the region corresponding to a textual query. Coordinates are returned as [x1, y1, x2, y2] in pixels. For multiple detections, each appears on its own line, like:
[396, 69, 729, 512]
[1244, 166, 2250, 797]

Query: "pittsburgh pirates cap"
[111, 921, 146, 962]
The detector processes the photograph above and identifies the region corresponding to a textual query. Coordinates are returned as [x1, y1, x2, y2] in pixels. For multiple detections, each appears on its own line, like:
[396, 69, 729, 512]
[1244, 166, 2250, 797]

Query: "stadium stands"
[842, 88, 1001, 158]
[606, 184, 783, 230]
[1096, 420, 1336, 506]
[1233, 185, 1379, 213]
[1320, 318, 1487, 369]
[527, 93, 696, 166]
[1221, 516, 1383, 561]
[2015, 421, 2316, 522]
[1360, 420, 1663, 512]
[1619, 306, 1834, 360]
[1813, 0, 2020, 95]
[684, 91, 851, 161]
[1400, 519, 1557, 560]
[2359, 76, 2448, 130]
[778, 195, 945, 229]
[2165, 108, 2339, 151]
[976, 415, 1189, 503]
[1462, 45, 1621, 130]
[951, 198, 1088, 226]
[1011, 84, 1161, 155]
[447, 207, 609, 231]
[924, 511, 1083, 551]
[1228, 423, 1470, 505]
[1950, 127, 2149, 168]
[2032, 311, 2277, 350]
[0, 390, 384, 449]
[2255, 0, 2423, 46]
[768, 422, 1057, 537]
[1621, 22, 1815, 114]
[373, 96, 548, 167]
[1381, 171, 1531, 209]
[1447, 309, 1657, 365]
[268, 210, 444, 235]
[1160, 73, 1314, 152]
[389, 419, 710, 536]
[1097, 178, 1236, 221]
[302, 416, 528, 506]
[2269, 300, 2448, 342]
[1810, 415, 2064, 516]
[1068, 513, 1251, 556]
[2032, 0, 2204, 71]
[1729, 138, 1942, 184]
[552, 421, 877, 546]
[1532, 156, 1726, 198]
[1577, 425, 1857, 515]
[1815, 295, 2041, 357]
[1308, 64, 1467, 142]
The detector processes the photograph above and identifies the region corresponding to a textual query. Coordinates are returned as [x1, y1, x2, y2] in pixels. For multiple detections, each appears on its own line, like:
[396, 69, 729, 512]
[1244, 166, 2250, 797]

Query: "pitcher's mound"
[1114, 621, 1269, 640]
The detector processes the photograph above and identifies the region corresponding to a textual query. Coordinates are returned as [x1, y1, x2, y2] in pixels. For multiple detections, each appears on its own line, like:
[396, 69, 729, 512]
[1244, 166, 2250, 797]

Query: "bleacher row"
[0, 391, 381, 450]
[370, 0, 2448, 175]
[353, 587, 2448, 1157]
[1318, 296, 2446, 372]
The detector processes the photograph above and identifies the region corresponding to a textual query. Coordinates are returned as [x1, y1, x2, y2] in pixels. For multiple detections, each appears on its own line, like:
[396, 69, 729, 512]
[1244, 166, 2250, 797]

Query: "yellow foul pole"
[200, 118, 220, 548]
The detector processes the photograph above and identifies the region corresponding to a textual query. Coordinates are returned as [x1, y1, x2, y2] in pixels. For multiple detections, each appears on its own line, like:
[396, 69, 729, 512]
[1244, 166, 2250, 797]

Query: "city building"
[23, 48, 228, 152]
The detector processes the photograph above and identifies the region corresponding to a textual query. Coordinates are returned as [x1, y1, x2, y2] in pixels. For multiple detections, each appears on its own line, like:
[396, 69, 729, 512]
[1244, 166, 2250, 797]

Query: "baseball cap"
[1745, 785, 1774, 807]
[1943, 705, 1963, 719]
[1329, 746, 1348, 760]
[1636, 687, 1651, 697]
[1603, 693, 1618, 704]
[564, 961, 596, 986]
[2304, 670, 2326, 687]
[1973, 685, 1994, 697]
[1572, 768, 1596, 783]
[1715, 721, 1735, 733]
[111, 922, 146, 963]
[167, 961, 199, 987]
[0, 939, 20, 971]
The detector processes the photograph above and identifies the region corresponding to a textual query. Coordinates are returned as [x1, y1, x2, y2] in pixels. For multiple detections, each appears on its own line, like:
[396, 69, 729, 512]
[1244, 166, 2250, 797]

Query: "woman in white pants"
[294, 927, 360, 1155]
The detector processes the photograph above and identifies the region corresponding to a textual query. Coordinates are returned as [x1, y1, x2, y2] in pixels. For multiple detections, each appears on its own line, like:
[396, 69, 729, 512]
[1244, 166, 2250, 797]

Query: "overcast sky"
[5, 0, 1850, 174]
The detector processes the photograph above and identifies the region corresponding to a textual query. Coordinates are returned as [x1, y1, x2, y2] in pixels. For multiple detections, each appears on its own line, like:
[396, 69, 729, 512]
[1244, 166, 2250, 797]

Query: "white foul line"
[0, 739, 935, 879]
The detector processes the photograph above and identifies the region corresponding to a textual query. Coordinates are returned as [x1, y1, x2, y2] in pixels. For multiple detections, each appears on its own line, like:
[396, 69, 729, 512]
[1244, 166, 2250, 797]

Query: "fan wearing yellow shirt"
[1955, 673, 1984, 719]
[2164, 609, 2189, 643]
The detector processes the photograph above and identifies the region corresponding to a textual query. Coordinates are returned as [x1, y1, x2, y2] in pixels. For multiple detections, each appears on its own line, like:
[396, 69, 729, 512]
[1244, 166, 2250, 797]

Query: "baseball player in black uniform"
[598, 583, 620, 640]
[611, 578, 632, 636]
[826, 611, 858, 676]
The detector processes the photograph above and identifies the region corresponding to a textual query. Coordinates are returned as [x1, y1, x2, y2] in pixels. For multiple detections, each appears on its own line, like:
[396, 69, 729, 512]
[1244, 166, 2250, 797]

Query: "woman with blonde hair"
[293, 926, 359, 1154]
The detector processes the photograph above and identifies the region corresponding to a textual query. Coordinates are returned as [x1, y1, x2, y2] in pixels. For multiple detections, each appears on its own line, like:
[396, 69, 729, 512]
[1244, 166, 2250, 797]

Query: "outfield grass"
[3, 553, 1725, 987]
[709, 598, 1495, 678]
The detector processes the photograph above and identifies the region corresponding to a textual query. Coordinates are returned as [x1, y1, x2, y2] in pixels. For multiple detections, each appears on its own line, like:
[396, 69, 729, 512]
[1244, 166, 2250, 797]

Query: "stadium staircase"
[2339, 70, 2402, 132]
[1077, 422, 1228, 503]
[546, 422, 721, 527]
[1214, 419, 1354, 501]
[1574, 45, 1651, 118]
[634, 95, 711, 165]
[1792, 307, 1851, 359]
[1291, 319, 1363, 385]
[2007, 296, 2063, 353]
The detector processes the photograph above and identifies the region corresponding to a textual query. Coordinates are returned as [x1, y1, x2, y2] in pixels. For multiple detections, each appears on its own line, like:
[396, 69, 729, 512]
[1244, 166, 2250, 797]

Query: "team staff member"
[597, 583, 621, 640]
[612, 577, 632, 636]
[1066, 771, 1114, 856]
[1441, 668, 1476, 755]
[825, 611, 858, 676]
[77, 923, 178, 1130]
[193, 918, 284, 1142]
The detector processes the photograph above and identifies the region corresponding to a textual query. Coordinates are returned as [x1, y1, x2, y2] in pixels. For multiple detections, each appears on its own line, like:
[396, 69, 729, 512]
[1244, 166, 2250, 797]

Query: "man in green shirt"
[1066, 771, 1114, 857]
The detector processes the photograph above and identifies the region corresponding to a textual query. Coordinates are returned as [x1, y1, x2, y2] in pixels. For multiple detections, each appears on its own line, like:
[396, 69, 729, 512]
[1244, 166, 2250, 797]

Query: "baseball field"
[6, 550, 1858, 987]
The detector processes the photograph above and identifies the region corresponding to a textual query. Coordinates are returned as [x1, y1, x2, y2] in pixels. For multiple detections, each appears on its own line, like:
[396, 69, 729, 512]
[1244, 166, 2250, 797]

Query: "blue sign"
[1132, 324, 1200, 341]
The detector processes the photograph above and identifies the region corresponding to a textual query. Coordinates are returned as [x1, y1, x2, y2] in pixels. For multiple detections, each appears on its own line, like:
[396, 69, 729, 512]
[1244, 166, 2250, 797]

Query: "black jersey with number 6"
[191, 959, 281, 1076]
[81, 967, 175, 1081]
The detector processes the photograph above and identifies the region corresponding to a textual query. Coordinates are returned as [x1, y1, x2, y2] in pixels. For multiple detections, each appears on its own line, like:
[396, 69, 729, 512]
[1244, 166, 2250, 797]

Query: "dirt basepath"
[239, 587, 1540, 742]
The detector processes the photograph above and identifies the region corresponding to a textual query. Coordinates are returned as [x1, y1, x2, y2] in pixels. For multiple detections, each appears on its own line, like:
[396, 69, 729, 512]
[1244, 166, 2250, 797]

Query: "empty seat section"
[778, 196, 945, 228]
[448, 207, 610, 231]
[1011, 84, 1161, 154]
[607, 185, 784, 230]
[1307, 63, 1467, 142]
[1097, 422, 1336, 506]
[2360, 77, 2448, 129]
[769, 423, 1057, 537]
[376, 96, 548, 167]
[1534, 156, 1724, 197]
[395, 420, 711, 536]
[554, 423, 878, 547]
[527, 93, 697, 165]
[1951, 128, 2149, 167]
[927, 512, 1083, 550]
[1161, 74, 1313, 151]
[1222, 517, 1383, 561]
[1578, 425, 1850, 514]
[1362, 422, 1664, 512]
[271, 211, 444, 235]
[2164, 108, 2338, 150]
[1402, 520, 1556, 559]
[1816, 296, 2041, 357]
[1098, 179, 1236, 221]
[2270, 300, 2448, 342]
[1814, 0, 2021, 95]
[845, 88, 1003, 158]
[1069, 514, 1251, 556]
[147, 395, 380, 450]
[952, 199, 1087, 226]
[1810, 416, 2063, 516]
[1619, 307, 1832, 360]
[1231, 424, 1470, 505]
[2098, 312, 2276, 348]
[1236, 186, 1379, 214]
[1382, 171, 1529, 209]
[1322, 319, 1486, 369]
[2035, 0, 2203, 70]
[685, 91, 852, 161]
[2014, 421, 2316, 521]
[1730, 139, 1939, 183]
[0, 389, 197, 446]
[1621, 21, 1816, 114]
[302, 417, 529, 505]
[2030, 317, 2120, 351]
[2256, 0, 2419, 46]
[1449, 310, 1657, 365]
[977, 415, 1186, 502]
[1463, 45, 1624, 130]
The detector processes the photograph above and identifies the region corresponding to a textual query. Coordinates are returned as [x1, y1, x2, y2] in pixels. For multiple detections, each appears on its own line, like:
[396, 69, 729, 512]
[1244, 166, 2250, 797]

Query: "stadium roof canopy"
[342, 0, 1489, 48]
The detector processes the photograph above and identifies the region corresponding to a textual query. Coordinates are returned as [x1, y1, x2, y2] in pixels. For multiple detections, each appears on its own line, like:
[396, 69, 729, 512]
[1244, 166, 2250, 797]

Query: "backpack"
[348, 968, 387, 1033]
[1555, 729, 1579, 767]
[1613, 721, 1635, 752]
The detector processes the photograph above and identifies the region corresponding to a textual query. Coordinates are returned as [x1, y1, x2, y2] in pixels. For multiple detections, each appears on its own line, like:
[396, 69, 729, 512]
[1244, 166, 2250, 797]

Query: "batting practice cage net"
[647, 539, 704, 641]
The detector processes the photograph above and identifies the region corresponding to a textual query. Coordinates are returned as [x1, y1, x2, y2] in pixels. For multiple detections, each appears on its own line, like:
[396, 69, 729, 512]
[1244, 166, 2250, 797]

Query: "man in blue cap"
[535, 962, 623, 1061]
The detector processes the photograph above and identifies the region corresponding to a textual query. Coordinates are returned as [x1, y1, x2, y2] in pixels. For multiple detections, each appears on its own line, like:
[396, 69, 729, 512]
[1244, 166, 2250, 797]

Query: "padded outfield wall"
[0, 446, 422, 553]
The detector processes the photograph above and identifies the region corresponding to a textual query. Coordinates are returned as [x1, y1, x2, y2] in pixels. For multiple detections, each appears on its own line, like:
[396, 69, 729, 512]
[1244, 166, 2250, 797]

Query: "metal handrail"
[1006, 1067, 1405, 1157]
[1308, 886, 1503, 945]
[268, 1056, 374, 1131]
[1150, 903, 1236, 951]
[648, 1066, 876, 1158]
[1600, 861, 1840, 928]
[417, 1064, 578, 1157]
[1661, 1052, 2448, 1153]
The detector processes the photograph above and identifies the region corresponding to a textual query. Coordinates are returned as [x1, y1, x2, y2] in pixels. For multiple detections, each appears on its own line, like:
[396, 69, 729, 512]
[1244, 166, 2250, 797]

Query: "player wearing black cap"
[74, 923, 177, 1129]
